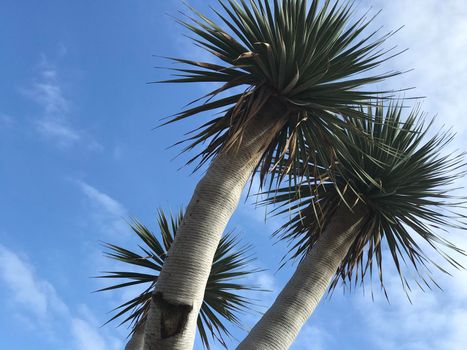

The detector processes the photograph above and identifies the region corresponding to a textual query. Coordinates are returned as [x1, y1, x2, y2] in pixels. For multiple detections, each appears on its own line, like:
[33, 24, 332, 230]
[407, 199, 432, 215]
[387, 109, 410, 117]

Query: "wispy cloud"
[0, 244, 123, 350]
[348, 3, 467, 348]
[256, 271, 276, 291]
[27, 67, 69, 115]
[23, 56, 81, 147]
[71, 305, 121, 350]
[0, 245, 69, 322]
[71, 318, 109, 350]
[371, 0, 467, 139]
[73, 179, 148, 321]
[77, 180, 127, 218]
[1, 182, 134, 348]
[240, 270, 278, 331]
[75, 179, 129, 238]
[352, 270, 467, 350]
[22, 52, 103, 151]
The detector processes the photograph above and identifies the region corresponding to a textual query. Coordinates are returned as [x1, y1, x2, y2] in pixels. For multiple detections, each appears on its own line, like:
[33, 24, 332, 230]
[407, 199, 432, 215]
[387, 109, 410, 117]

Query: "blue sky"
[1, 1, 467, 349]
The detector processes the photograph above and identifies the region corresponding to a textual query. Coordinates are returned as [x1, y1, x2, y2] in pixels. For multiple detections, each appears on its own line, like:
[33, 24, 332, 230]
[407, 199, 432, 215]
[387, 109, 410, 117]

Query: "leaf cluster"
[269, 103, 467, 296]
[96, 209, 261, 349]
[160, 0, 403, 186]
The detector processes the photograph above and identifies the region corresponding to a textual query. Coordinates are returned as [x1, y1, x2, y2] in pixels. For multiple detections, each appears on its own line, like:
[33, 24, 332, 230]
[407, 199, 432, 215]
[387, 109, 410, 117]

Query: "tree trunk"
[236, 204, 366, 350]
[125, 322, 145, 350]
[143, 98, 288, 350]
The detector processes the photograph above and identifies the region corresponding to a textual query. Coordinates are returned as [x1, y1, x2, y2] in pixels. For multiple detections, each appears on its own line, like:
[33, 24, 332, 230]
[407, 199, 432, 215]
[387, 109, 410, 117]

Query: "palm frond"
[157, 0, 405, 187]
[96, 209, 261, 349]
[267, 102, 466, 295]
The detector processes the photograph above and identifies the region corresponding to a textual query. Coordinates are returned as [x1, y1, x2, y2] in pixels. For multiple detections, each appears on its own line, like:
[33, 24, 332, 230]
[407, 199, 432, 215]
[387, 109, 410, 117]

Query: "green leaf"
[266, 102, 467, 296]
[96, 208, 262, 349]
[159, 0, 405, 189]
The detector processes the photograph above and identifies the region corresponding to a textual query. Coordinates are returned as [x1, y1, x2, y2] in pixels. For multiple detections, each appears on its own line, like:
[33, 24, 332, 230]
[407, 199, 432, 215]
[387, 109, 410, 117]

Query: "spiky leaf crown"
[97, 209, 260, 349]
[161, 0, 402, 185]
[269, 103, 466, 296]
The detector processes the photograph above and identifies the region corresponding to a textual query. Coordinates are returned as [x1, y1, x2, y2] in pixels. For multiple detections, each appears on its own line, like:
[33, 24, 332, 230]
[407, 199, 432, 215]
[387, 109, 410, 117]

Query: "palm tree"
[97, 209, 261, 350]
[236, 104, 466, 350]
[146, 1, 402, 348]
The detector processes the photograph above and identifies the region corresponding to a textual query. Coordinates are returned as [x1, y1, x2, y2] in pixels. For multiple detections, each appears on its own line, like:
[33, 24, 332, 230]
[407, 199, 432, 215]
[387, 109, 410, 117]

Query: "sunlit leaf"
[267, 102, 466, 296]
[157, 0, 405, 187]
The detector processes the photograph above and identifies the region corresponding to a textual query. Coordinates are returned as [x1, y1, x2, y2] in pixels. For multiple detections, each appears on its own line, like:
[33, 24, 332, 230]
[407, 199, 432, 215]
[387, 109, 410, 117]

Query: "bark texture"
[143, 98, 288, 350]
[125, 322, 145, 350]
[236, 204, 366, 350]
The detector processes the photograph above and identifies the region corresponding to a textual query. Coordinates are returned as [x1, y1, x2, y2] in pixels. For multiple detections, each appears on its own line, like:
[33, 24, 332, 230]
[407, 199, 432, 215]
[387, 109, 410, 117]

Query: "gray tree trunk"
[125, 322, 145, 350]
[143, 98, 288, 350]
[236, 204, 366, 350]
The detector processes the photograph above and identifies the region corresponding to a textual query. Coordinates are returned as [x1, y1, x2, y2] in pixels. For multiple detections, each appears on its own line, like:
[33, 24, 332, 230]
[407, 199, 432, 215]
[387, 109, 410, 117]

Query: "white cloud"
[0, 244, 123, 350]
[36, 117, 80, 143]
[369, 0, 467, 140]
[22, 52, 103, 151]
[71, 318, 109, 350]
[73, 179, 147, 322]
[75, 180, 129, 237]
[77, 180, 127, 218]
[28, 68, 69, 114]
[72, 304, 123, 350]
[240, 270, 278, 331]
[349, 253, 467, 350]
[0, 245, 68, 320]
[23, 57, 81, 147]
[256, 271, 276, 291]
